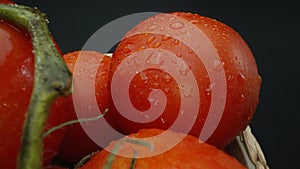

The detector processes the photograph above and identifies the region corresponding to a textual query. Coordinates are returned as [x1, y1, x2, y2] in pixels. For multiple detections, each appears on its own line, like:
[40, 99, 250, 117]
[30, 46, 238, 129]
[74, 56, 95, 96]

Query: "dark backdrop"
[13, 0, 300, 168]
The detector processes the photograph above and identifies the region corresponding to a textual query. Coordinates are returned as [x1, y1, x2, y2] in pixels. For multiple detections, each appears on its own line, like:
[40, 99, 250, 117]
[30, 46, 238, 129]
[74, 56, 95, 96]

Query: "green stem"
[43, 108, 108, 138]
[0, 4, 72, 169]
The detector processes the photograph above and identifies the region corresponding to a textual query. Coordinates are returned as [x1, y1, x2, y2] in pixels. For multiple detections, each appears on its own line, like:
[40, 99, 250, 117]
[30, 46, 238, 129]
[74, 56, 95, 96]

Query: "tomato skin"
[0, 20, 67, 168]
[0, 0, 13, 4]
[107, 12, 261, 148]
[79, 128, 246, 169]
[56, 51, 111, 164]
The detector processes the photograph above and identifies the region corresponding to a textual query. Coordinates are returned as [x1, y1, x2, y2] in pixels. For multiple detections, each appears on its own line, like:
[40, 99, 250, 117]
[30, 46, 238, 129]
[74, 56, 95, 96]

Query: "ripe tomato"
[56, 51, 111, 164]
[79, 128, 246, 169]
[0, 20, 67, 167]
[0, 0, 12, 4]
[107, 12, 261, 148]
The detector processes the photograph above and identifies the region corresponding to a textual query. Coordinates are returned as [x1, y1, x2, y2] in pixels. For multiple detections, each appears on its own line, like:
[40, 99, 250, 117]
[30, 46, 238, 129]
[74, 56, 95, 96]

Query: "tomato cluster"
[0, 1, 261, 169]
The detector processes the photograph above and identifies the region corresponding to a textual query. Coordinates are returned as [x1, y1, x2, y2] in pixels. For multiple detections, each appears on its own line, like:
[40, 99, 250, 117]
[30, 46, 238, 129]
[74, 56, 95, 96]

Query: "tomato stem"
[0, 4, 72, 169]
[43, 108, 108, 138]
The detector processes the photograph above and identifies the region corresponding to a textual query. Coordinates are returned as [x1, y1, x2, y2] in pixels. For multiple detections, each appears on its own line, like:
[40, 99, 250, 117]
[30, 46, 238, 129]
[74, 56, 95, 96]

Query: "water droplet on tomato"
[170, 21, 184, 29]
[238, 93, 245, 103]
[237, 73, 246, 85]
[161, 33, 172, 41]
[152, 42, 161, 48]
[147, 25, 158, 31]
[123, 43, 134, 53]
[174, 39, 179, 45]
[176, 53, 182, 57]
[163, 74, 171, 83]
[161, 117, 166, 124]
[205, 83, 215, 92]
[180, 30, 186, 34]
[189, 20, 199, 24]
[169, 17, 176, 21]
[146, 36, 156, 44]
[138, 45, 146, 51]
[152, 83, 159, 88]
[228, 75, 234, 81]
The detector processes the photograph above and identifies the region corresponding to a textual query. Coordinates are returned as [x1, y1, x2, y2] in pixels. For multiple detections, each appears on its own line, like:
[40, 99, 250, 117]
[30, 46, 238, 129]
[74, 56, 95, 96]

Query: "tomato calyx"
[0, 4, 72, 169]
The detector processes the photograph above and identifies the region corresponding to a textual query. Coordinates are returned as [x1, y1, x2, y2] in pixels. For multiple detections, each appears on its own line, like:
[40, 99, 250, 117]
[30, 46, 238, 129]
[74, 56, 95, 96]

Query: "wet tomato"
[79, 128, 246, 169]
[107, 12, 261, 148]
[56, 51, 111, 164]
[0, 19, 67, 168]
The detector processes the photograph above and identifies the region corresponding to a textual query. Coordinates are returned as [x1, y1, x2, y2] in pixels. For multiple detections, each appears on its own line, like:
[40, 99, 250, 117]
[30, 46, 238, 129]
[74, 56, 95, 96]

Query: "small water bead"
[238, 93, 246, 103]
[169, 17, 176, 22]
[138, 45, 146, 51]
[161, 118, 166, 124]
[146, 36, 156, 44]
[122, 46, 132, 53]
[228, 75, 234, 81]
[237, 73, 246, 85]
[2, 102, 8, 107]
[163, 74, 171, 83]
[180, 30, 186, 34]
[170, 22, 184, 29]
[152, 82, 159, 88]
[161, 33, 172, 41]
[147, 25, 158, 31]
[189, 20, 199, 24]
[174, 39, 179, 45]
[152, 42, 162, 48]
[153, 74, 159, 80]
[205, 83, 216, 92]
[176, 53, 182, 57]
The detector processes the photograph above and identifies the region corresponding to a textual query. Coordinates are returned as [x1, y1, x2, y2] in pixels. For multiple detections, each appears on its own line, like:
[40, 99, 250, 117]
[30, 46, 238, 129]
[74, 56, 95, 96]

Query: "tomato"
[0, 0, 12, 4]
[107, 12, 261, 148]
[56, 51, 111, 164]
[0, 20, 67, 168]
[79, 128, 246, 169]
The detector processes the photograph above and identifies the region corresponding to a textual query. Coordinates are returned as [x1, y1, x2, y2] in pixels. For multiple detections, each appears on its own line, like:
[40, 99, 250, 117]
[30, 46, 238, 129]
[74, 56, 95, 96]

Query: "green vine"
[0, 4, 72, 169]
[104, 138, 154, 169]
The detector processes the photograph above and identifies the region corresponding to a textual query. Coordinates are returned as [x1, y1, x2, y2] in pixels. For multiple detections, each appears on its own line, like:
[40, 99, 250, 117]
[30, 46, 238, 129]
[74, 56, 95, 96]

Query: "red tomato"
[107, 12, 261, 148]
[79, 128, 246, 169]
[56, 51, 111, 163]
[0, 20, 67, 168]
[0, 0, 13, 4]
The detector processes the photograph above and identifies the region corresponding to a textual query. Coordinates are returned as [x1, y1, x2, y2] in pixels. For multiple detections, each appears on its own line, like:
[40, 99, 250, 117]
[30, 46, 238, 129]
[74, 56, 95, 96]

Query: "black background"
[13, 0, 300, 168]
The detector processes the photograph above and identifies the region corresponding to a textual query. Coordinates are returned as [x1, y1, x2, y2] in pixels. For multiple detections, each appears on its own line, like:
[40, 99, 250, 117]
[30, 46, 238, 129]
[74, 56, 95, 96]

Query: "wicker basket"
[225, 126, 269, 169]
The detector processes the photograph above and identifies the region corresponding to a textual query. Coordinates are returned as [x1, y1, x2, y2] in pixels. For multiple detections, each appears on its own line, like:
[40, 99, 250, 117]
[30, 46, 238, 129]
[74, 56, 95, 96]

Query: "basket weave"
[225, 126, 269, 169]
